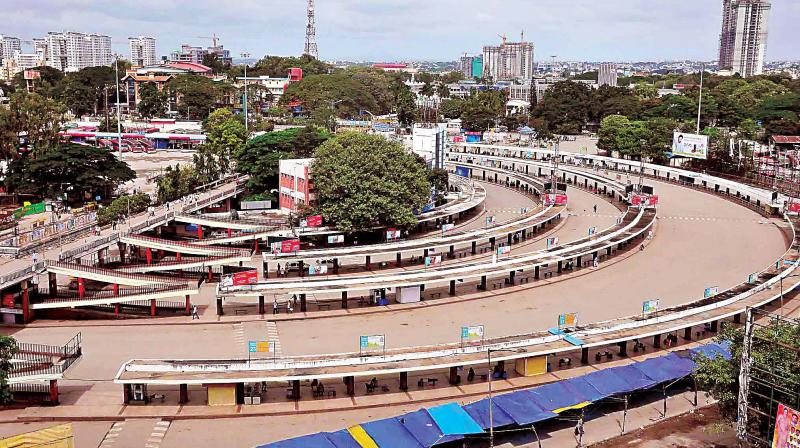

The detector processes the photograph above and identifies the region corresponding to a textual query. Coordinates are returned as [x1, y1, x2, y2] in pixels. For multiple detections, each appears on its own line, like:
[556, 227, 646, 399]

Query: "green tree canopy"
[0, 335, 19, 404]
[169, 74, 221, 119]
[310, 132, 430, 232]
[195, 108, 248, 182]
[5, 144, 135, 201]
[0, 92, 65, 158]
[532, 81, 591, 134]
[460, 89, 505, 132]
[248, 55, 330, 78]
[60, 66, 115, 117]
[440, 98, 464, 119]
[156, 164, 199, 203]
[137, 82, 168, 119]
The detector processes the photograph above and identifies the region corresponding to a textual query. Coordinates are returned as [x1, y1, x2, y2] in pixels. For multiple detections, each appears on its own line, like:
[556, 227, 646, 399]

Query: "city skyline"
[1, 0, 799, 63]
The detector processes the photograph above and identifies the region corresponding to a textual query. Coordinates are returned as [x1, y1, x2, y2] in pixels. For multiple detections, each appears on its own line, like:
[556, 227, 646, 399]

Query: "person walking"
[273, 298, 279, 315]
[593, 204, 597, 214]
[191, 305, 199, 320]
[31, 251, 39, 266]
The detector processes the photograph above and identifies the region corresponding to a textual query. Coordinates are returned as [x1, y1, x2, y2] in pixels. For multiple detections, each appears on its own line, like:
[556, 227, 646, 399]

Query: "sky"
[2, 0, 798, 62]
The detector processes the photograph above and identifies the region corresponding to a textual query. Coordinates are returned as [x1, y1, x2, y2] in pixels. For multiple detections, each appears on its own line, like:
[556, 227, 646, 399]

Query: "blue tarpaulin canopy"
[325, 430, 362, 448]
[462, 398, 516, 429]
[399, 410, 462, 446]
[611, 364, 659, 391]
[257, 432, 337, 448]
[582, 366, 639, 396]
[689, 342, 732, 361]
[427, 403, 484, 436]
[562, 377, 608, 403]
[529, 380, 594, 412]
[493, 390, 558, 425]
[633, 353, 694, 384]
[362, 417, 425, 448]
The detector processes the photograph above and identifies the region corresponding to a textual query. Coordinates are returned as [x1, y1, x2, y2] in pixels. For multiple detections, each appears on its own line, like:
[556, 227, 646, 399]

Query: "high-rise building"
[129, 36, 157, 67]
[459, 55, 474, 79]
[170, 42, 231, 66]
[718, 0, 770, 77]
[598, 63, 618, 87]
[0, 35, 22, 65]
[482, 38, 534, 81]
[45, 31, 112, 71]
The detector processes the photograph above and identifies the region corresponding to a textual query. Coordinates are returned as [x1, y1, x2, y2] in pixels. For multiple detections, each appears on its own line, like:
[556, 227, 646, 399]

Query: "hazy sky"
[3, 0, 798, 62]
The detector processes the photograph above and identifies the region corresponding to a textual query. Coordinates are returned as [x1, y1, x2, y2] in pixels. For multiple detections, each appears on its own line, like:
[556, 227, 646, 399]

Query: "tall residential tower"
[482, 34, 534, 81]
[718, 0, 770, 77]
[129, 36, 157, 67]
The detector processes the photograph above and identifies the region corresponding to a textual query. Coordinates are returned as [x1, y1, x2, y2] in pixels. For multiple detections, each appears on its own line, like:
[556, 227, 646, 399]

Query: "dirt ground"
[592, 405, 738, 448]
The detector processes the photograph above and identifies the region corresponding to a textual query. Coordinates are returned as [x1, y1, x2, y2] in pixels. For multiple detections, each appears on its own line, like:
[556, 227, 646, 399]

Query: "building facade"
[45, 31, 112, 71]
[598, 62, 618, 87]
[718, 0, 771, 77]
[278, 158, 315, 214]
[170, 43, 231, 66]
[129, 36, 157, 67]
[0, 36, 21, 66]
[482, 40, 534, 81]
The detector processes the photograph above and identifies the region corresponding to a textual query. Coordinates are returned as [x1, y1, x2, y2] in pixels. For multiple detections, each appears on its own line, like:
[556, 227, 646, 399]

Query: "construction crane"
[497, 34, 507, 45]
[196, 34, 220, 48]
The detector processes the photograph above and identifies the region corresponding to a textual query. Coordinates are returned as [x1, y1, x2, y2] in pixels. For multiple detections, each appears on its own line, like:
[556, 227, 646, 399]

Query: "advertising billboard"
[327, 234, 344, 244]
[485, 215, 496, 226]
[302, 215, 323, 227]
[455, 165, 472, 177]
[544, 194, 568, 206]
[546, 237, 559, 249]
[772, 403, 800, 448]
[642, 299, 659, 314]
[221, 270, 258, 287]
[424, 255, 443, 266]
[280, 239, 301, 253]
[704, 286, 719, 299]
[672, 132, 709, 159]
[558, 312, 578, 329]
[441, 223, 455, 233]
[788, 203, 800, 214]
[386, 229, 401, 240]
[359, 335, 385, 352]
[496, 246, 511, 256]
[461, 325, 484, 340]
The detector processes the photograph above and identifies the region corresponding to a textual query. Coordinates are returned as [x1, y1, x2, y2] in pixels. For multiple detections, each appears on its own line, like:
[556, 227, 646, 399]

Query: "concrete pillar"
[77, 278, 85, 298]
[534, 266, 540, 279]
[709, 320, 718, 332]
[490, 237, 496, 250]
[258, 295, 265, 314]
[48, 272, 57, 293]
[471, 241, 477, 255]
[557, 261, 563, 273]
[423, 249, 429, 259]
[576, 255, 582, 267]
[118, 242, 127, 263]
[216, 297, 223, 315]
[449, 245, 455, 258]
[684, 327, 692, 340]
[185, 295, 191, 315]
[581, 347, 589, 364]
[123, 384, 132, 404]
[400, 372, 408, 391]
[179, 384, 188, 404]
[300, 293, 307, 313]
[618, 341, 628, 357]
[345, 376, 355, 396]
[365, 256, 371, 270]
[733, 313, 741, 324]
[113, 284, 119, 295]
[653, 334, 661, 348]
[479, 275, 487, 290]
[150, 299, 156, 317]
[497, 360, 505, 374]
[97, 248, 105, 267]
[606, 247, 612, 257]
[333, 258, 339, 274]
[449, 366, 459, 385]
[299, 260, 305, 278]
[207, 266, 213, 281]
[145, 248, 152, 265]
[396, 253, 402, 267]
[341, 291, 348, 309]
[114, 304, 120, 317]
[227, 228, 232, 238]
[508, 270, 515, 285]
[507, 233, 512, 245]
[292, 380, 300, 399]
[21, 280, 31, 324]
[449, 280, 456, 296]
[176, 252, 182, 262]
[197, 224, 203, 239]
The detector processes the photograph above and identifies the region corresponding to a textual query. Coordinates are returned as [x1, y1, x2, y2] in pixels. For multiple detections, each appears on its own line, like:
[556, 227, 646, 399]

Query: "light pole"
[487, 347, 526, 447]
[240, 53, 251, 131]
[114, 54, 123, 160]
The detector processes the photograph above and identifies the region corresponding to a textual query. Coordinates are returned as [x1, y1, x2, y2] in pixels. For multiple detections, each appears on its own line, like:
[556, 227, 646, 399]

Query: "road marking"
[234, 322, 246, 349]
[145, 420, 170, 448]
[98, 421, 125, 447]
[266, 321, 283, 357]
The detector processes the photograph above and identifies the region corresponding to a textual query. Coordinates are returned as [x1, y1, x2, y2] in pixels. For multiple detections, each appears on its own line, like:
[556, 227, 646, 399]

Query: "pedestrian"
[647, 230, 653, 240]
[593, 204, 597, 214]
[640, 243, 645, 251]
[287, 299, 293, 313]
[277, 263, 282, 277]
[31, 251, 39, 265]
[273, 298, 279, 315]
[191, 305, 199, 320]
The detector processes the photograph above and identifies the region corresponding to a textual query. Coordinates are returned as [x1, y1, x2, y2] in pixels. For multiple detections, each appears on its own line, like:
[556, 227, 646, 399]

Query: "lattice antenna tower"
[304, 0, 319, 59]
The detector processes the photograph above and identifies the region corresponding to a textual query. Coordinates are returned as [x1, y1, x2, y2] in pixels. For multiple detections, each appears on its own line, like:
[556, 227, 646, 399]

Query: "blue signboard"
[455, 165, 472, 177]
[248, 341, 257, 353]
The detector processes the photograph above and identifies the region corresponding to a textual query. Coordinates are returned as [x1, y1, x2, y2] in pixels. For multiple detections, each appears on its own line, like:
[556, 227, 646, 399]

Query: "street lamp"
[114, 54, 123, 160]
[240, 53, 251, 131]
[487, 347, 527, 448]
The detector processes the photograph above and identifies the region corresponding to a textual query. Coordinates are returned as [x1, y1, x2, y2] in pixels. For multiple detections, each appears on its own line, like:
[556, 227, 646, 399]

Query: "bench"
[429, 292, 442, 299]
[234, 309, 248, 316]
[491, 282, 504, 289]
[316, 303, 332, 311]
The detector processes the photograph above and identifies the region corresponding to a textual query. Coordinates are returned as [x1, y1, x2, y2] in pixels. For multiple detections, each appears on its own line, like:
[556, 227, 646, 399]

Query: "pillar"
[299, 293, 307, 313]
[258, 295, 265, 315]
[653, 334, 661, 348]
[123, 384, 132, 404]
[197, 224, 203, 239]
[21, 281, 31, 324]
[216, 297, 223, 315]
[396, 252, 402, 267]
[581, 347, 589, 364]
[471, 241, 477, 255]
[341, 291, 348, 309]
[733, 313, 741, 324]
[497, 360, 505, 374]
[185, 295, 191, 315]
[490, 237, 496, 250]
[176, 252, 182, 262]
[333, 258, 339, 274]
[709, 320, 718, 332]
[179, 384, 188, 404]
[150, 299, 156, 317]
[618, 341, 628, 357]
[365, 256, 371, 270]
[423, 249, 429, 259]
[298, 260, 305, 278]
[113, 283, 119, 295]
[114, 304, 120, 316]
[207, 266, 213, 281]
[606, 247, 612, 257]
[48, 272, 57, 293]
[508, 270, 515, 285]
[292, 380, 300, 399]
[77, 278, 85, 298]
[576, 255, 582, 267]
[449, 280, 456, 296]
[400, 372, 408, 391]
[227, 228, 232, 238]
[534, 266, 540, 279]
[145, 248, 152, 265]
[684, 327, 692, 340]
[479, 275, 487, 290]
[345, 376, 355, 396]
[118, 242, 127, 263]
[97, 248, 105, 267]
[557, 261, 563, 273]
[253, 239, 259, 254]
[449, 366, 459, 385]
[449, 245, 455, 258]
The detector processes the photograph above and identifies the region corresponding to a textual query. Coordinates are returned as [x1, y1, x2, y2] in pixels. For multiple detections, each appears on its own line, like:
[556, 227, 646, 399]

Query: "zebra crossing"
[233, 322, 246, 350]
[98, 421, 125, 448]
[266, 321, 283, 358]
[145, 420, 170, 448]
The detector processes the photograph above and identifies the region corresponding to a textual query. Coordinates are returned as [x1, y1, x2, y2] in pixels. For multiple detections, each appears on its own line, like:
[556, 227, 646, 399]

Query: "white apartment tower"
[45, 31, 112, 71]
[598, 63, 618, 87]
[129, 36, 157, 67]
[0, 35, 22, 65]
[482, 37, 534, 81]
[718, 0, 771, 77]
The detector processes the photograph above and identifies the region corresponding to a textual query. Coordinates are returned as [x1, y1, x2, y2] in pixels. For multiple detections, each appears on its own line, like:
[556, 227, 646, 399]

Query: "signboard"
[789, 203, 800, 214]
[248, 341, 257, 353]
[496, 246, 511, 256]
[256, 341, 274, 353]
[280, 239, 301, 253]
[23, 70, 41, 80]
[631, 194, 659, 207]
[301, 215, 323, 227]
[642, 299, 659, 314]
[221, 270, 258, 287]
[544, 194, 568, 206]
[327, 234, 344, 244]
[424, 255, 443, 266]
[558, 312, 578, 329]
[386, 229, 401, 240]
[359, 335, 385, 352]
[454, 165, 472, 177]
[772, 403, 800, 448]
[461, 325, 484, 340]
[546, 237, 559, 249]
[588, 226, 597, 236]
[703, 286, 719, 299]
[441, 223, 455, 232]
[748, 273, 759, 284]
[672, 132, 709, 159]
[485, 215, 496, 226]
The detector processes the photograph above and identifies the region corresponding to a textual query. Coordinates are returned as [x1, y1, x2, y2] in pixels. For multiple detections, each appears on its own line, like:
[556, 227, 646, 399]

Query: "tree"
[5, 144, 135, 201]
[250, 55, 329, 78]
[97, 117, 118, 133]
[736, 118, 761, 141]
[695, 319, 800, 438]
[198, 108, 248, 181]
[395, 87, 418, 129]
[202, 54, 227, 74]
[60, 66, 115, 117]
[532, 81, 591, 134]
[597, 115, 632, 153]
[440, 98, 464, 119]
[11, 66, 64, 98]
[282, 73, 380, 120]
[137, 82, 168, 119]
[169, 75, 220, 119]
[0, 92, 65, 158]
[97, 193, 151, 225]
[310, 132, 430, 232]
[632, 83, 658, 100]
[461, 89, 505, 132]
[0, 335, 18, 404]
[156, 164, 199, 203]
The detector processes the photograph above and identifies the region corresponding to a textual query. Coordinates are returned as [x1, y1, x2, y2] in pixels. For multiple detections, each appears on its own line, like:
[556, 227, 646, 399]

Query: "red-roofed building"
[771, 136, 800, 145]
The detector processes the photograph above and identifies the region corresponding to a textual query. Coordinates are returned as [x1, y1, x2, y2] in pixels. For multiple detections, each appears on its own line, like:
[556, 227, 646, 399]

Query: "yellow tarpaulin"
[347, 425, 379, 448]
[553, 401, 592, 414]
[0, 423, 74, 448]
